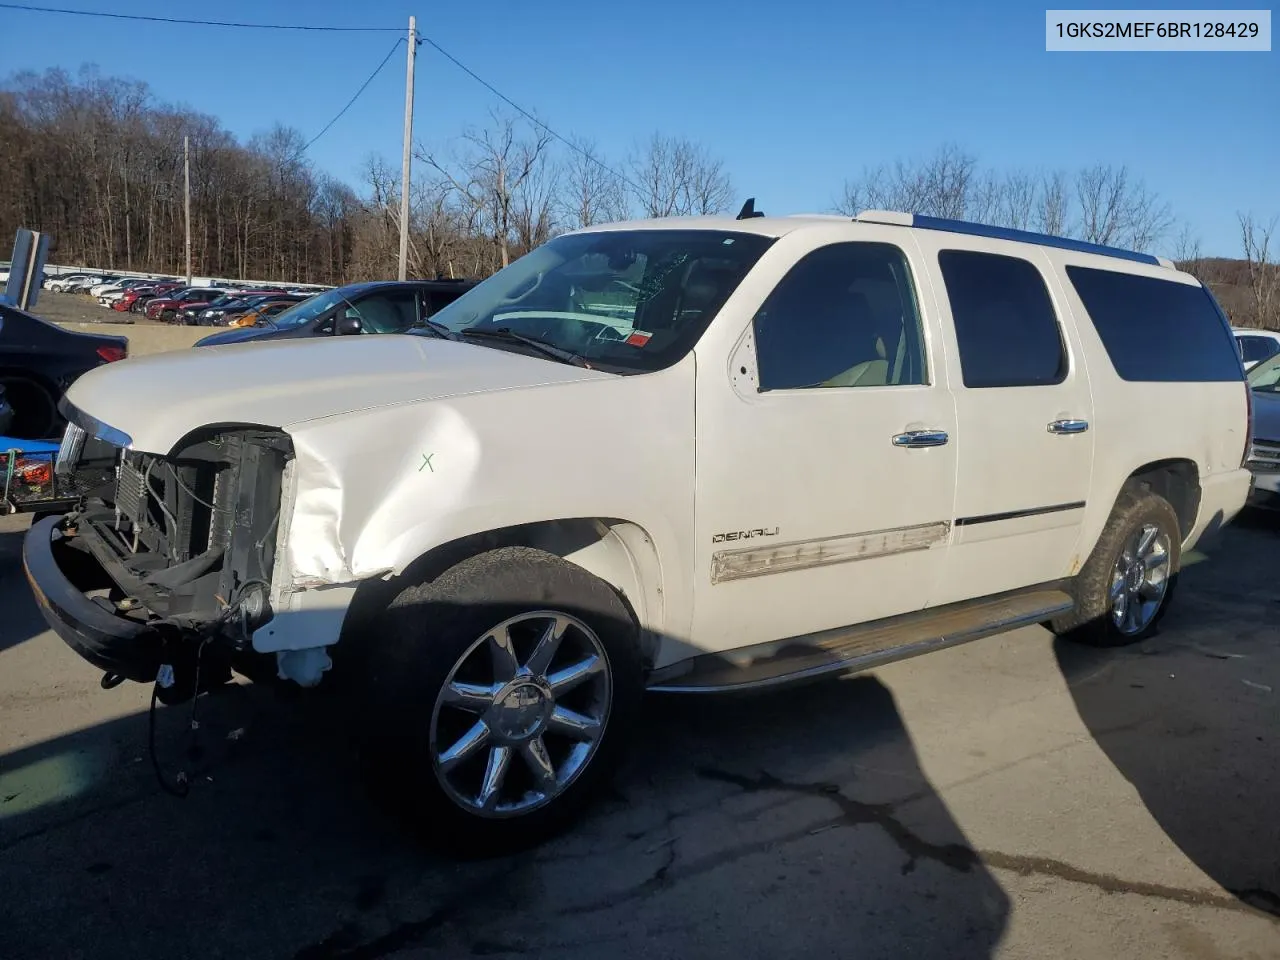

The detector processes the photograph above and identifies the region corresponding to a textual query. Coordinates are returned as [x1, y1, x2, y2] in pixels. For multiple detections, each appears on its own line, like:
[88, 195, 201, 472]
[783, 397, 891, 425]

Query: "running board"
[646, 586, 1074, 693]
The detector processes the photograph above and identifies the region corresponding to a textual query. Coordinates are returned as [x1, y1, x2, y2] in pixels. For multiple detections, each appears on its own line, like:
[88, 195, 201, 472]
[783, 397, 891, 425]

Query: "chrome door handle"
[1047, 419, 1089, 435]
[892, 429, 949, 448]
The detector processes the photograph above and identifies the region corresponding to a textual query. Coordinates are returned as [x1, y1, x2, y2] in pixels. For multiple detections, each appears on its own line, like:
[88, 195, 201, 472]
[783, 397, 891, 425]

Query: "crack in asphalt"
[693, 768, 1280, 922]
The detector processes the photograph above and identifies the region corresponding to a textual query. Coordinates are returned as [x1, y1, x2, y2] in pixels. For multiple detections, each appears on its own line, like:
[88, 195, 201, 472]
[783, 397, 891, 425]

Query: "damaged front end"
[24, 415, 293, 702]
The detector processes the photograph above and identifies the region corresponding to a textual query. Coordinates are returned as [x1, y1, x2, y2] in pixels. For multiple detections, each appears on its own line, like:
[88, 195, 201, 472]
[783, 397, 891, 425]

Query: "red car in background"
[144, 287, 226, 322]
[123, 281, 185, 313]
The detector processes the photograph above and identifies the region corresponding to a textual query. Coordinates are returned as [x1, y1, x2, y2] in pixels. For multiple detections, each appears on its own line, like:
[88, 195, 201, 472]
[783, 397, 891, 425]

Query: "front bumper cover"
[22, 516, 162, 682]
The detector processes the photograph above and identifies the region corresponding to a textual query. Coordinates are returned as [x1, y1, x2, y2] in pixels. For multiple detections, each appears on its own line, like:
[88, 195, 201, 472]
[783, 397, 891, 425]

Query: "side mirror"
[335, 310, 363, 336]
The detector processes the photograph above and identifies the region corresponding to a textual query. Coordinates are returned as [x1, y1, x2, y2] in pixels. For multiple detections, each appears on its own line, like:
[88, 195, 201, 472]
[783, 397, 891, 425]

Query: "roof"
[572, 210, 1175, 271]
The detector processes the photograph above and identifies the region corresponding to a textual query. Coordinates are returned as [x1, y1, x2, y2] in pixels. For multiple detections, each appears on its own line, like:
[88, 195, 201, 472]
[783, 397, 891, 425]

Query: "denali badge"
[712, 527, 780, 544]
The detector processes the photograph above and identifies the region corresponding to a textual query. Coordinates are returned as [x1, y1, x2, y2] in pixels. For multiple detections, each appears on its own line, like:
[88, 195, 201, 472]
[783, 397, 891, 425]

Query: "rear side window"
[938, 250, 1066, 388]
[1238, 334, 1279, 365]
[1066, 266, 1243, 382]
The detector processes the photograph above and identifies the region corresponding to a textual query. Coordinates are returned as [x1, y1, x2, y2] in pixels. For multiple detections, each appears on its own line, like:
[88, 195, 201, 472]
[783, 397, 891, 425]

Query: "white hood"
[63, 334, 615, 453]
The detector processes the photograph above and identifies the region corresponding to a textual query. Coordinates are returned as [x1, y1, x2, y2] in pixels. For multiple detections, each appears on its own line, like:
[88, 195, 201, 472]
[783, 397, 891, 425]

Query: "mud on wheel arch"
[49, 425, 293, 698]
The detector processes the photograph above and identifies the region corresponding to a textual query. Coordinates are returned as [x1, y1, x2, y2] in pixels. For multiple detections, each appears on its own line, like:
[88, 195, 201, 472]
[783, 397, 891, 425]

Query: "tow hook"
[100, 672, 126, 690]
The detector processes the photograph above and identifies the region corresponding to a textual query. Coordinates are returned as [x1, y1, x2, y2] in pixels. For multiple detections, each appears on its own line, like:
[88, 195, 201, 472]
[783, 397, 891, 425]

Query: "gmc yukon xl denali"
[24, 211, 1252, 853]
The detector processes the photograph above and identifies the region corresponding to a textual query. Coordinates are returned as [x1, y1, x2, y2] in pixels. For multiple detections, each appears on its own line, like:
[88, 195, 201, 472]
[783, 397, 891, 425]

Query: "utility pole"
[398, 15, 417, 281]
[183, 135, 192, 285]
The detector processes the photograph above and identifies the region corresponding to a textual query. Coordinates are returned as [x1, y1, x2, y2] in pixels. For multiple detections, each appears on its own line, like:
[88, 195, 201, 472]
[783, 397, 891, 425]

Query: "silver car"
[1246, 351, 1280, 509]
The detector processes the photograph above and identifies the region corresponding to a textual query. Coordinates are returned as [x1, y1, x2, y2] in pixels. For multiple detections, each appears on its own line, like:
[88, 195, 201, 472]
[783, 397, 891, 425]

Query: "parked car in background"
[1244, 351, 1280, 509]
[0, 300, 127, 438]
[227, 295, 309, 328]
[67, 275, 115, 293]
[146, 287, 227, 322]
[46, 274, 103, 293]
[95, 278, 152, 303]
[29, 213, 1250, 853]
[194, 279, 478, 346]
[130, 281, 185, 312]
[182, 290, 294, 326]
[1232, 327, 1280, 371]
[198, 293, 306, 327]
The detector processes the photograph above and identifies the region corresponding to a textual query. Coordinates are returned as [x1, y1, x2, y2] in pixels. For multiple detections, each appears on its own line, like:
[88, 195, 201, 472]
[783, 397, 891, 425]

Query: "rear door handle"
[892, 429, 949, 448]
[1047, 419, 1089, 435]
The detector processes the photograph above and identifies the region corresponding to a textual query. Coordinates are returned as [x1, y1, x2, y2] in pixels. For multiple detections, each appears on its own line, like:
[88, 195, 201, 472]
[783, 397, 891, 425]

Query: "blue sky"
[1, 0, 1275, 256]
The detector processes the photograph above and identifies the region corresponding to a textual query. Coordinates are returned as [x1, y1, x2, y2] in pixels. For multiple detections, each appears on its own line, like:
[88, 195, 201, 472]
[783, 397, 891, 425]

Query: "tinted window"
[938, 250, 1066, 388]
[1066, 266, 1243, 382]
[1239, 335, 1279, 364]
[348, 290, 420, 333]
[753, 242, 927, 390]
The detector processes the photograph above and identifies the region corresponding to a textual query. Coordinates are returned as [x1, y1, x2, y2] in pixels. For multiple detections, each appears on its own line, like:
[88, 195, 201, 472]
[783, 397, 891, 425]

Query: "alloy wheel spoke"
[521, 735, 558, 792]
[476, 745, 512, 810]
[440, 681, 497, 714]
[525, 616, 568, 677]
[438, 720, 490, 772]
[1112, 586, 1129, 622]
[546, 705, 601, 742]
[1143, 550, 1169, 573]
[488, 627, 520, 683]
[1125, 592, 1143, 632]
[1136, 525, 1158, 558]
[547, 655, 603, 697]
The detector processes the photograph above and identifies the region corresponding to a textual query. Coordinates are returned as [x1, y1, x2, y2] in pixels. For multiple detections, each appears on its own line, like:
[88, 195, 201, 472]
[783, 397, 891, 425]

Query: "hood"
[194, 326, 273, 346]
[63, 333, 615, 454]
[1251, 388, 1280, 443]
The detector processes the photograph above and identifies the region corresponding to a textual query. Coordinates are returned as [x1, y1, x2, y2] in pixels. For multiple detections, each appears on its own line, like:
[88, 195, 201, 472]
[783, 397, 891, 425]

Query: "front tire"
[1053, 485, 1181, 647]
[361, 547, 643, 856]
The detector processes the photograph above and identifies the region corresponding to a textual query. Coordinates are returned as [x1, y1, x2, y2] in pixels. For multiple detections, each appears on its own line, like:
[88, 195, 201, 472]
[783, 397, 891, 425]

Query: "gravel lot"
[33, 289, 209, 355]
[1, 503, 1278, 959]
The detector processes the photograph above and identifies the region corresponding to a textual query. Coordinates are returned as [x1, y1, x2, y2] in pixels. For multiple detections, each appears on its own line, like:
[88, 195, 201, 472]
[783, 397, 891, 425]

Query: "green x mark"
[420, 453, 435, 473]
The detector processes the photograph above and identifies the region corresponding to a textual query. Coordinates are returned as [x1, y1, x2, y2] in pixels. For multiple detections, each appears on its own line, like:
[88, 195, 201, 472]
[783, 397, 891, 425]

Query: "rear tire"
[1052, 484, 1181, 647]
[359, 546, 644, 856]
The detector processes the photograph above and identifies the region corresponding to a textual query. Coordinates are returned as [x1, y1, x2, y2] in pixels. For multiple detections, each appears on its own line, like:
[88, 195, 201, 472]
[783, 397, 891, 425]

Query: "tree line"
[1, 66, 1275, 329]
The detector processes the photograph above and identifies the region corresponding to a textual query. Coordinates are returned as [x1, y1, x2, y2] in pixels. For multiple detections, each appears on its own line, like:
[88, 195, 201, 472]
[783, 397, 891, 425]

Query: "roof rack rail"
[853, 210, 1166, 267]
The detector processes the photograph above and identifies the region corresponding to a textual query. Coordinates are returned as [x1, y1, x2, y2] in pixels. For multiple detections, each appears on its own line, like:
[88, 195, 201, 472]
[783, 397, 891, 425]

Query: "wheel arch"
[340, 517, 667, 670]
[1079, 458, 1202, 570]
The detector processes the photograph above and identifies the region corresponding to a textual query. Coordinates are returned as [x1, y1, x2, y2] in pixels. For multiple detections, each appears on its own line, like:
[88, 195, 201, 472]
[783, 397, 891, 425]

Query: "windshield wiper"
[458, 326, 589, 367]
[410, 317, 461, 341]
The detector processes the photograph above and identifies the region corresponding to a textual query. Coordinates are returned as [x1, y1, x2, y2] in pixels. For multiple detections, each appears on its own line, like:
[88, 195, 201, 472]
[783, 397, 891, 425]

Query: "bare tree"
[1240, 212, 1280, 329]
[1171, 223, 1206, 281]
[1075, 163, 1171, 250]
[418, 110, 554, 270]
[562, 136, 629, 228]
[836, 144, 976, 218]
[628, 133, 733, 218]
[1036, 171, 1069, 237]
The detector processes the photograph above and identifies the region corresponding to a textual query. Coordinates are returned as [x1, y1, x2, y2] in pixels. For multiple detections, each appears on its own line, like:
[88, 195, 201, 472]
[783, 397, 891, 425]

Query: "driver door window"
[753, 242, 928, 390]
[339, 291, 421, 334]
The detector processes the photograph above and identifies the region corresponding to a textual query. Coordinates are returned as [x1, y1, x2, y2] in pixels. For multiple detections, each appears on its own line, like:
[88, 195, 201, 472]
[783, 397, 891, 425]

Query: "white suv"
[25, 210, 1251, 853]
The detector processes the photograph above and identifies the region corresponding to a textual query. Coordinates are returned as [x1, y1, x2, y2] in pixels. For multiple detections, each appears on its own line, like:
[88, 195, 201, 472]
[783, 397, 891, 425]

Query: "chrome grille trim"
[54, 422, 86, 475]
[1247, 439, 1280, 471]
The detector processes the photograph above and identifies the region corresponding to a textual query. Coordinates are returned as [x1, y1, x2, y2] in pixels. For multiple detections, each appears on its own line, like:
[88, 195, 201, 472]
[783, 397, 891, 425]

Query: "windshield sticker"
[625, 330, 653, 347]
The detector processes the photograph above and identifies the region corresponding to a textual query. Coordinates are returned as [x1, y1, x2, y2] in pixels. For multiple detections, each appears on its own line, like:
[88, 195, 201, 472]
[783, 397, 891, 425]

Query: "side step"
[646, 586, 1074, 693]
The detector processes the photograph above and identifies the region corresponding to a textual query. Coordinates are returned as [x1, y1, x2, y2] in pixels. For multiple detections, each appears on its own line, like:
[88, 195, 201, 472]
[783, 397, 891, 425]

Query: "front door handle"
[892, 429, 949, 448]
[1047, 419, 1089, 435]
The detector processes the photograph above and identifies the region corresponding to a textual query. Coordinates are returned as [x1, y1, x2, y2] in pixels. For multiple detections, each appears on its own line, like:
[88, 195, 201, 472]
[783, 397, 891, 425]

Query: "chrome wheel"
[429, 611, 612, 818]
[1109, 522, 1171, 636]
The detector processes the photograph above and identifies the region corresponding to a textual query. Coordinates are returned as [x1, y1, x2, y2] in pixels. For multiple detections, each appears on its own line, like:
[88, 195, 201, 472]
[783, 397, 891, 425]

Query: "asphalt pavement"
[1, 509, 1277, 959]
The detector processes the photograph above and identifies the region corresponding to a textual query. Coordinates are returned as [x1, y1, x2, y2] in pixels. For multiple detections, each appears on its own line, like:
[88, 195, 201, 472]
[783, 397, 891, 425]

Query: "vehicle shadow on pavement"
[0, 668, 1010, 958]
[0, 524, 45, 654]
[1054, 512, 1280, 920]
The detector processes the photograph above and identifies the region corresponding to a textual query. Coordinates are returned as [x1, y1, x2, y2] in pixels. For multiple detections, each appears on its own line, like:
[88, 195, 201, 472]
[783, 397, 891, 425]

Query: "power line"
[295, 37, 404, 158]
[0, 2, 400, 31]
[417, 36, 652, 204]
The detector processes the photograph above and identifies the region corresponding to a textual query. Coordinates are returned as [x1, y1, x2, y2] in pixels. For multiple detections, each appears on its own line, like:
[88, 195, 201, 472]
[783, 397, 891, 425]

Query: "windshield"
[1248, 351, 1280, 392]
[426, 229, 775, 372]
[267, 289, 345, 328]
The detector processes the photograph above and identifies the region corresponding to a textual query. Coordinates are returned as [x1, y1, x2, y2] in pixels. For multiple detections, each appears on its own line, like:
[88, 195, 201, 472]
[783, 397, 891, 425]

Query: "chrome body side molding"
[710, 520, 951, 585]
